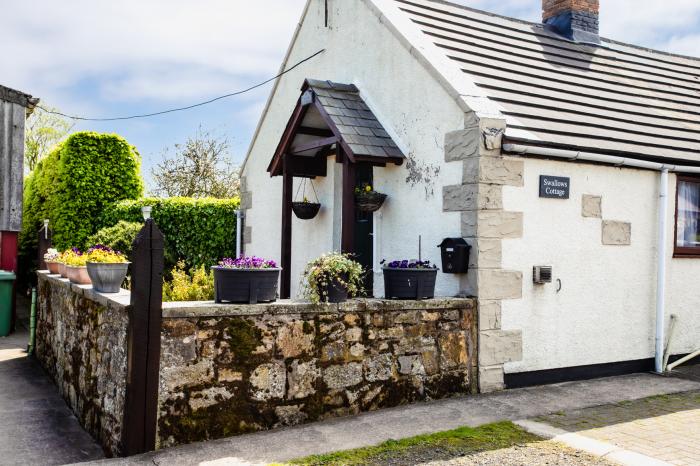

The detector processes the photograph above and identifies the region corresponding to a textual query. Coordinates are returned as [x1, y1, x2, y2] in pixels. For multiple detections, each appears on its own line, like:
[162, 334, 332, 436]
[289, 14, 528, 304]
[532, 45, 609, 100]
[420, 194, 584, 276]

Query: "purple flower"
[218, 256, 277, 269]
[87, 244, 114, 254]
[383, 259, 437, 269]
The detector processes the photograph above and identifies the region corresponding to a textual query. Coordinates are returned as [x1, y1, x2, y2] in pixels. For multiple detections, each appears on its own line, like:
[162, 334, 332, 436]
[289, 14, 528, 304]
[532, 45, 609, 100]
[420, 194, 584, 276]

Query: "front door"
[354, 164, 374, 296]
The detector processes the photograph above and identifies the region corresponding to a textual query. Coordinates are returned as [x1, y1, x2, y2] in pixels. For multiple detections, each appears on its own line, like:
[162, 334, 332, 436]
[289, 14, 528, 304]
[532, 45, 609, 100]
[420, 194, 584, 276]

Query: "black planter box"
[211, 267, 281, 304]
[383, 267, 437, 300]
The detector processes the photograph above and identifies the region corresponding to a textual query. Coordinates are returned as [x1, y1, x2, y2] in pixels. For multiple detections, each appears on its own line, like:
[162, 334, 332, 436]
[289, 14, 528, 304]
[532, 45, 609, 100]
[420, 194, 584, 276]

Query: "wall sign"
[539, 175, 570, 199]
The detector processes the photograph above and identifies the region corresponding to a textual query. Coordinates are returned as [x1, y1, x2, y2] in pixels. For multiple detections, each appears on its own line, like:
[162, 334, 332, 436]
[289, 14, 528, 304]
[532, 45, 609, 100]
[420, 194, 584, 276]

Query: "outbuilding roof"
[387, 0, 700, 165]
[0, 84, 38, 112]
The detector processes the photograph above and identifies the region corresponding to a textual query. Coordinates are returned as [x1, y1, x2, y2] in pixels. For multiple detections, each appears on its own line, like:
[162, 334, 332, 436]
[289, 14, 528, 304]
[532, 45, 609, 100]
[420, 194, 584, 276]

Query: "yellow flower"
[364, 185, 372, 192]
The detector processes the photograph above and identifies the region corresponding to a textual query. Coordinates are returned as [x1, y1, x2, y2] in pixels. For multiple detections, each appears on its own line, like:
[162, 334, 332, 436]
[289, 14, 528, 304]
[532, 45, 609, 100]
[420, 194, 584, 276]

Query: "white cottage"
[240, 0, 700, 391]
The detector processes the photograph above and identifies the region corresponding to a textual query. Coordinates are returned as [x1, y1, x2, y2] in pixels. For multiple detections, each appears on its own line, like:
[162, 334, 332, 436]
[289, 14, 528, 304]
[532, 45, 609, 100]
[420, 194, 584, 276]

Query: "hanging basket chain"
[309, 178, 320, 203]
[293, 177, 306, 202]
[293, 177, 320, 203]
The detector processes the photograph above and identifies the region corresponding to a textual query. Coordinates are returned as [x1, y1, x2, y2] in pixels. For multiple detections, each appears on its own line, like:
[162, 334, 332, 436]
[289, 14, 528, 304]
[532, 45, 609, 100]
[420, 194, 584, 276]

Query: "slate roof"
[390, 0, 700, 164]
[305, 79, 404, 159]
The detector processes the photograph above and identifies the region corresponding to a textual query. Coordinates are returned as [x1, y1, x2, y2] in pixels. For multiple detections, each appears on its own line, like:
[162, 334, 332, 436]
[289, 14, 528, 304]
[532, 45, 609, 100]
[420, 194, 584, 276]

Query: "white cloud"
[1, 0, 698, 135]
[0, 0, 307, 102]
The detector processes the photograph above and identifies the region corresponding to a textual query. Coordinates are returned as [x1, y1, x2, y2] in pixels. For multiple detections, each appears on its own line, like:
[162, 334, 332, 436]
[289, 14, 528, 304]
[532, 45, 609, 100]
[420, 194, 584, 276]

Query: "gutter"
[503, 143, 700, 374]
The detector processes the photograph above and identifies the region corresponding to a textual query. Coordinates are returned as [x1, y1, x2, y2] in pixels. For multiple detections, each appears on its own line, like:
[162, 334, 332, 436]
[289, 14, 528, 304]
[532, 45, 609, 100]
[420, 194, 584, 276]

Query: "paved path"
[533, 390, 700, 466]
[0, 300, 104, 466]
[84, 373, 700, 466]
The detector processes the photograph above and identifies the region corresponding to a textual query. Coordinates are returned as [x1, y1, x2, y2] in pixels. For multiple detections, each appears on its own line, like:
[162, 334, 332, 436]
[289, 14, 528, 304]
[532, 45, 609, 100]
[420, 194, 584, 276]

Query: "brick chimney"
[542, 0, 600, 44]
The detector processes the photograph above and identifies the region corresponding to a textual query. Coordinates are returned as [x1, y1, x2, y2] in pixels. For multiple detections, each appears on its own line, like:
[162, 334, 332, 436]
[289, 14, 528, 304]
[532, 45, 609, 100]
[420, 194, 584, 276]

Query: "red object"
[0, 231, 19, 272]
[0, 231, 18, 333]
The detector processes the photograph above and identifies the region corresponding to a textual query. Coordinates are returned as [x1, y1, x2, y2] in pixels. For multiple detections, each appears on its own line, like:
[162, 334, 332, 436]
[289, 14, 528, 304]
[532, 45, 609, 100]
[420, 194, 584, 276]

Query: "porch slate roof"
[387, 0, 700, 165]
[305, 79, 404, 159]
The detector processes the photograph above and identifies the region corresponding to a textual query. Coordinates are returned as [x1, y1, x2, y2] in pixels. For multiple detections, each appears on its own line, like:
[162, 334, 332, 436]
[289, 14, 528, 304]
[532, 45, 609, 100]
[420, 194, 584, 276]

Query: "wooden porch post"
[341, 148, 356, 254]
[281, 154, 293, 299]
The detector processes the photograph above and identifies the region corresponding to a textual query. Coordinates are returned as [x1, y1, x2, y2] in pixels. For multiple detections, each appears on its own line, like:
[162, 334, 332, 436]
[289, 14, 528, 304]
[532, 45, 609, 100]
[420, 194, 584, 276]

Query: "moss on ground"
[287, 421, 542, 466]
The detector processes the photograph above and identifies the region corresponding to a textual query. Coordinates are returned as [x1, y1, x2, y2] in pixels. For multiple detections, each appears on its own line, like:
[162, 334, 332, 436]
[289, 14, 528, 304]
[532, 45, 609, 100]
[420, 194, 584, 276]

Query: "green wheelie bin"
[0, 271, 15, 337]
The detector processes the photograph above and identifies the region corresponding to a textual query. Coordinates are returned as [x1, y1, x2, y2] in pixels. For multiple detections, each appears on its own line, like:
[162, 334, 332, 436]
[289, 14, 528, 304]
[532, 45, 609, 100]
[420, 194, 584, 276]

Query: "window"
[675, 177, 700, 256]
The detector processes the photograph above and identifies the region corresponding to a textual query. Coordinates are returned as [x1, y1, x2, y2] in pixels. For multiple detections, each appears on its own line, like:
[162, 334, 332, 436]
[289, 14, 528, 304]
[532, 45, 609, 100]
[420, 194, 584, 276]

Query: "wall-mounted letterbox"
[437, 238, 470, 274]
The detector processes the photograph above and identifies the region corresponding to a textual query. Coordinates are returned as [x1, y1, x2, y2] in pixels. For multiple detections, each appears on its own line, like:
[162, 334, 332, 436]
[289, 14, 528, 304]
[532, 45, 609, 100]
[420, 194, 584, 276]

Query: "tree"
[24, 105, 73, 172]
[151, 127, 240, 198]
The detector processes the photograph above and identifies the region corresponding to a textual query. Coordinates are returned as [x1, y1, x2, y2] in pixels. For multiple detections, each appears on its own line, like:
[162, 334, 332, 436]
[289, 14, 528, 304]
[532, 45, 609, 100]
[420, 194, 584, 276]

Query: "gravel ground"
[419, 441, 613, 466]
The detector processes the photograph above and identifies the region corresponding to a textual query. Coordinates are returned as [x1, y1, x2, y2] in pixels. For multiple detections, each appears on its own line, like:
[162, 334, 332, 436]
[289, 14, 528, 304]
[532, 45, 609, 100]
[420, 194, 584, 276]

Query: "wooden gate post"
[37, 221, 52, 270]
[122, 219, 164, 455]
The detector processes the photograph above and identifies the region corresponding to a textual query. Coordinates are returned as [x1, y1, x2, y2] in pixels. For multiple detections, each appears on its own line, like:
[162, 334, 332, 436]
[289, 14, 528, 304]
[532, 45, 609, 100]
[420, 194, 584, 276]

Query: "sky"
[2, 0, 700, 190]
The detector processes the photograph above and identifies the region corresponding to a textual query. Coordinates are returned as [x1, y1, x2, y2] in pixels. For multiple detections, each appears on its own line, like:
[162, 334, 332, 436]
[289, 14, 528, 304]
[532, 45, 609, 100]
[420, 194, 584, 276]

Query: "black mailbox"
[437, 238, 470, 274]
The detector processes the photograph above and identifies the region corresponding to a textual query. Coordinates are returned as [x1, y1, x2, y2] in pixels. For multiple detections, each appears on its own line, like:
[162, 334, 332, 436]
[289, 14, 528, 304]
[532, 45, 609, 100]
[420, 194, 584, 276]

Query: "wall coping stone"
[162, 297, 475, 318]
[38, 271, 131, 309]
[38, 271, 475, 319]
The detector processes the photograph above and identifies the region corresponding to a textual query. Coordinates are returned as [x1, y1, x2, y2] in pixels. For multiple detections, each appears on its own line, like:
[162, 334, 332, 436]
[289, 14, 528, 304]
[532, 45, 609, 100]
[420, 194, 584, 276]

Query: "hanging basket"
[292, 202, 321, 220]
[355, 191, 387, 212]
[292, 178, 321, 219]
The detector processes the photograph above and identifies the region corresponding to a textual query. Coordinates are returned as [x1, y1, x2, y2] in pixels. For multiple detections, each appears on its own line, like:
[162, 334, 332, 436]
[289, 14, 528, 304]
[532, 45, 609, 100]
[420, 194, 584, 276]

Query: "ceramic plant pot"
[46, 261, 60, 275]
[58, 262, 68, 278]
[87, 262, 130, 293]
[66, 265, 91, 285]
[383, 267, 437, 300]
[211, 267, 281, 304]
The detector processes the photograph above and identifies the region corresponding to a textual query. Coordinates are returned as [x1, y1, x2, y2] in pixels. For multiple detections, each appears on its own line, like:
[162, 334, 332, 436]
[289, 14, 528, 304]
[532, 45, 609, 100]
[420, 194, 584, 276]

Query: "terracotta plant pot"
[87, 262, 130, 293]
[58, 262, 68, 278]
[46, 261, 60, 275]
[66, 265, 92, 285]
[211, 267, 281, 304]
[383, 267, 437, 300]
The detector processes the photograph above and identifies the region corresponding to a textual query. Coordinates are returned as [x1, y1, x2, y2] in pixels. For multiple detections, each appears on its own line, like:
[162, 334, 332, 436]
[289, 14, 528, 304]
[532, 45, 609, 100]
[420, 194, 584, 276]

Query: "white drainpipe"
[655, 169, 669, 373]
[503, 143, 700, 373]
[235, 209, 243, 258]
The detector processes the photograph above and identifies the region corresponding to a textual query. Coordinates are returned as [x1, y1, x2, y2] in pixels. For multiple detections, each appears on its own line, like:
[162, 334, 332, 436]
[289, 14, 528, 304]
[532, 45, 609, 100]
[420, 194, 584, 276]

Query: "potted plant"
[355, 183, 387, 212]
[292, 179, 321, 220]
[292, 196, 321, 220]
[382, 259, 438, 300]
[44, 248, 60, 274]
[55, 249, 73, 278]
[86, 245, 130, 293]
[211, 256, 280, 304]
[64, 249, 91, 285]
[302, 252, 364, 304]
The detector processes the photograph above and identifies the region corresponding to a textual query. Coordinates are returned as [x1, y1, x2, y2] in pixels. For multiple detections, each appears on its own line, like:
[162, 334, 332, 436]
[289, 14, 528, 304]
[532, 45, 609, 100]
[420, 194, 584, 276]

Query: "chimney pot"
[543, 0, 600, 44]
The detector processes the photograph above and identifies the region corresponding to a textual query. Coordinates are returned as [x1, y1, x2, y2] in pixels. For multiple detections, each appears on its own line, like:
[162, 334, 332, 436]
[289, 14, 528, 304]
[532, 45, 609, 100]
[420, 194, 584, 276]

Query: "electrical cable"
[35, 49, 325, 121]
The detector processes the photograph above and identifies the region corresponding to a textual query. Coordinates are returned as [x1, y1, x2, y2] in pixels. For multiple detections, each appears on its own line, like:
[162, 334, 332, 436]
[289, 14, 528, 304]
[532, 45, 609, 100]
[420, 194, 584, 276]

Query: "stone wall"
[157, 298, 477, 448]
[35, 272, 129, 457]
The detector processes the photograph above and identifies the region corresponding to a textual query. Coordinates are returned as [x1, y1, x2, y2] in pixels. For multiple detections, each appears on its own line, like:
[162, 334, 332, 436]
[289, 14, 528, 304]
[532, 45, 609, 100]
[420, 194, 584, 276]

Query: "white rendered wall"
[242, 0, 465, 298]
[502, 157, 700, 373]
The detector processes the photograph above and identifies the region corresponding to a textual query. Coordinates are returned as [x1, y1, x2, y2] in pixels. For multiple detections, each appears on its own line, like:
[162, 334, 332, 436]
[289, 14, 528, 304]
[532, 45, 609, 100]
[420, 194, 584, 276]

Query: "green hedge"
[88, 220, 143, 259]
[99, 197, 240, 269]
[19, 132, 143, 285]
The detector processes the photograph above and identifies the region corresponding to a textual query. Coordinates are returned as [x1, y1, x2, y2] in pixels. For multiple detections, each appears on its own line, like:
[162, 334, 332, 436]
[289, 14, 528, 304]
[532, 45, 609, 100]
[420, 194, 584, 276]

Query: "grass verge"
[288, 421, 542, 466]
